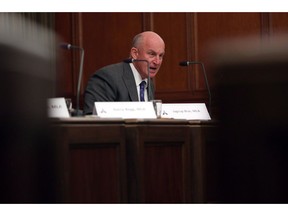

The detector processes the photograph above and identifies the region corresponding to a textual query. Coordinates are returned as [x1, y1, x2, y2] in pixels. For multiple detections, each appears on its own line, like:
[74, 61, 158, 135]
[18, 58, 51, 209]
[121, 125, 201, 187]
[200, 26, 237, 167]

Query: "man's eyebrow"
[147, 49, 164, 54]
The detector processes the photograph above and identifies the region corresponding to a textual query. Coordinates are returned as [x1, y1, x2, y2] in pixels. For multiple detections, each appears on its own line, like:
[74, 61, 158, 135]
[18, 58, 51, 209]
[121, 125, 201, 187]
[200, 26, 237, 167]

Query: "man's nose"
[152, 56, 161, 65]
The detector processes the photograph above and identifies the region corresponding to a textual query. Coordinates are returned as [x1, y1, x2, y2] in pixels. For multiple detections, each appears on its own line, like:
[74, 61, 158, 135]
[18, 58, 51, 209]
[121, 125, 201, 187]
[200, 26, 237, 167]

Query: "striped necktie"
[139, 81, 146, 101]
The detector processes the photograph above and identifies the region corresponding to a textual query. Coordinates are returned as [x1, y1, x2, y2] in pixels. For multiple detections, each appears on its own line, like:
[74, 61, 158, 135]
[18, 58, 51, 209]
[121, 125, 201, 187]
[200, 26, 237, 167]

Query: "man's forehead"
[146, 48, 165, 54]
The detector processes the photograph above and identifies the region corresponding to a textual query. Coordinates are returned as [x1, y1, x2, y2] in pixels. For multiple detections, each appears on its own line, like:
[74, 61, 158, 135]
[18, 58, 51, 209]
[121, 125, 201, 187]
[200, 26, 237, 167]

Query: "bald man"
[83, 31, 165, 115]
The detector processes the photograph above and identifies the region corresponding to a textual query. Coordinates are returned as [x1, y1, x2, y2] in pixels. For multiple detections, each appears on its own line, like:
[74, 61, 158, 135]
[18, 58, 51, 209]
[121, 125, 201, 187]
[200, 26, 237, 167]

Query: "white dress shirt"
[129, 63, 148, 101]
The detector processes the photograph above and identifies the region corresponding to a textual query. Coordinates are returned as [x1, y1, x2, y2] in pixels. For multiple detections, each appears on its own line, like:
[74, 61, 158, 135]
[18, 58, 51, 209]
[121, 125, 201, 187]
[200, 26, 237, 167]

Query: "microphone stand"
[76, 47, 84, 116]
[146, 61, 151, 101]
[198, 62, 211, 114]
[179, 61, 211, 115]
[60, 43, 85, 116]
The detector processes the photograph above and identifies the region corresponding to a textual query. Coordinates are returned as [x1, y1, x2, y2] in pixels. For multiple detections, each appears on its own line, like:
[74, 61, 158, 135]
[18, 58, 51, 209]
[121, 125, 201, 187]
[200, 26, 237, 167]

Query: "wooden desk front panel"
[126, 124, 191, 203]
[55, 123, 127, 203]
[53, 119, 212, 203]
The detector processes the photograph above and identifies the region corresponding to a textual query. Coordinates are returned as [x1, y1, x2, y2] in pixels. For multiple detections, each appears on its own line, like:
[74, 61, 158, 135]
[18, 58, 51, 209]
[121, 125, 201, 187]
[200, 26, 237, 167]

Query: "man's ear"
[130, 47, 138, 59]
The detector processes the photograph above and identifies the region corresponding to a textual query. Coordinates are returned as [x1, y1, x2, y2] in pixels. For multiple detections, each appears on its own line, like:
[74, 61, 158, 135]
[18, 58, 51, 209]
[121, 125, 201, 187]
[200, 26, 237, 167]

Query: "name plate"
[94, 102, 157, 119]
[47, 97, 70, 118]
[161, 103, 211, 120]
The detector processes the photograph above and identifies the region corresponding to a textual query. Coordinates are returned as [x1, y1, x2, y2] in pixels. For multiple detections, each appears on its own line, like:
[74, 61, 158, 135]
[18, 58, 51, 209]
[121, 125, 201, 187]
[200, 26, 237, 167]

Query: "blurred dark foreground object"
[0, 14, 58, 203]
[210, 35, 288, 203]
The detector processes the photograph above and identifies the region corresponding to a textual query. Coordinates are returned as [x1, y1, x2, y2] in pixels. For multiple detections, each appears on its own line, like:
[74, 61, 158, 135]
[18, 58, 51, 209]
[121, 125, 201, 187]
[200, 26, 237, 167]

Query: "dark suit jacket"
[83, 62, 154, 115]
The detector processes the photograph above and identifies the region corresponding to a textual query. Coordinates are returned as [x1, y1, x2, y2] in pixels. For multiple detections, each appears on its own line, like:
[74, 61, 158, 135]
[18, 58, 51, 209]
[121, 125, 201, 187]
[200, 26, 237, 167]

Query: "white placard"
[94, 102, 156, 119]
[161, 103, 211, 120]
[47, 97, 70, 118]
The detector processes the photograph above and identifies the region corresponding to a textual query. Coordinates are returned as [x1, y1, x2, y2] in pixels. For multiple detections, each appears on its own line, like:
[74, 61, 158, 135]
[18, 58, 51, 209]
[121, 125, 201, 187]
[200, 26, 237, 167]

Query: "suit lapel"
[122, 63, 139, 101]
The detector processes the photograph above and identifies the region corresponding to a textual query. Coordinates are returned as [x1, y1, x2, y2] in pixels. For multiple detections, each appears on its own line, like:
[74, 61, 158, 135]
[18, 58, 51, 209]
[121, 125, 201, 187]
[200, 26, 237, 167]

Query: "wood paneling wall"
[55, 12, 288, 115]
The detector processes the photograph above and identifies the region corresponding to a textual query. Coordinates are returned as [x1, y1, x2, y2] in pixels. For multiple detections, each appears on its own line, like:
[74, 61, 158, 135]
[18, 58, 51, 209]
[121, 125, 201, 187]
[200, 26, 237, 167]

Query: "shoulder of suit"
[97, 62, 128, 72]
[94, 62, 131, 77]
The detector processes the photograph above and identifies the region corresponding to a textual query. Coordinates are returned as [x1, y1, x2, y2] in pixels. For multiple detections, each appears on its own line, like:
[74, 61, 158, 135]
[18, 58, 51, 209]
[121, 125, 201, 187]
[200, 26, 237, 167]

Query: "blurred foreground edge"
[0, 14, 59, 203]
[208, 34, 288, 203]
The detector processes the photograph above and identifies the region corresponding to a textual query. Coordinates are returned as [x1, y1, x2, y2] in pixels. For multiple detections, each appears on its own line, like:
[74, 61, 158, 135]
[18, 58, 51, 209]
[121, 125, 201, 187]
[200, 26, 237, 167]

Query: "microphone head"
[59, 43, 71, 50]
[123, 58, 133, 63]
[179, 61, 189, 66]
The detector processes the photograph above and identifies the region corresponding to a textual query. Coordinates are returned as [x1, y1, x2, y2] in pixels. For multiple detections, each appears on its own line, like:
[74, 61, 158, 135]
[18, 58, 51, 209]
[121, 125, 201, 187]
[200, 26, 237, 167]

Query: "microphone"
[179, 60, 212, 114]
[61, 43, 85, 116]
[179, 61, 202, 66]
[59, 43, 80, 50]
[123, 58, 152, 101]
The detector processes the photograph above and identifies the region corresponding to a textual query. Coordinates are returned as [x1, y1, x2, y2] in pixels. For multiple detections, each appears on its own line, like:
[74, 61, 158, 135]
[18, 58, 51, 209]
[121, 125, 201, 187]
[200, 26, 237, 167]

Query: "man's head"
[130, 31, 165, 79]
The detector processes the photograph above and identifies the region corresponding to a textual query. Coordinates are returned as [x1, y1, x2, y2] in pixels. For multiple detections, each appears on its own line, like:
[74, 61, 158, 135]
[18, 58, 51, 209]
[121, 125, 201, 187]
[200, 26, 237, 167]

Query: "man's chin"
[149, 70, 158, 77]
[149, 73, 156, 78]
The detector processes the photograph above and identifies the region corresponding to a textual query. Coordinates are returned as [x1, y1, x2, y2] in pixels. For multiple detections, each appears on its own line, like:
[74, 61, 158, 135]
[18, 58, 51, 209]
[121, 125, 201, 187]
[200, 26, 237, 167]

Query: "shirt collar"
[129, 63, 148, 87]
